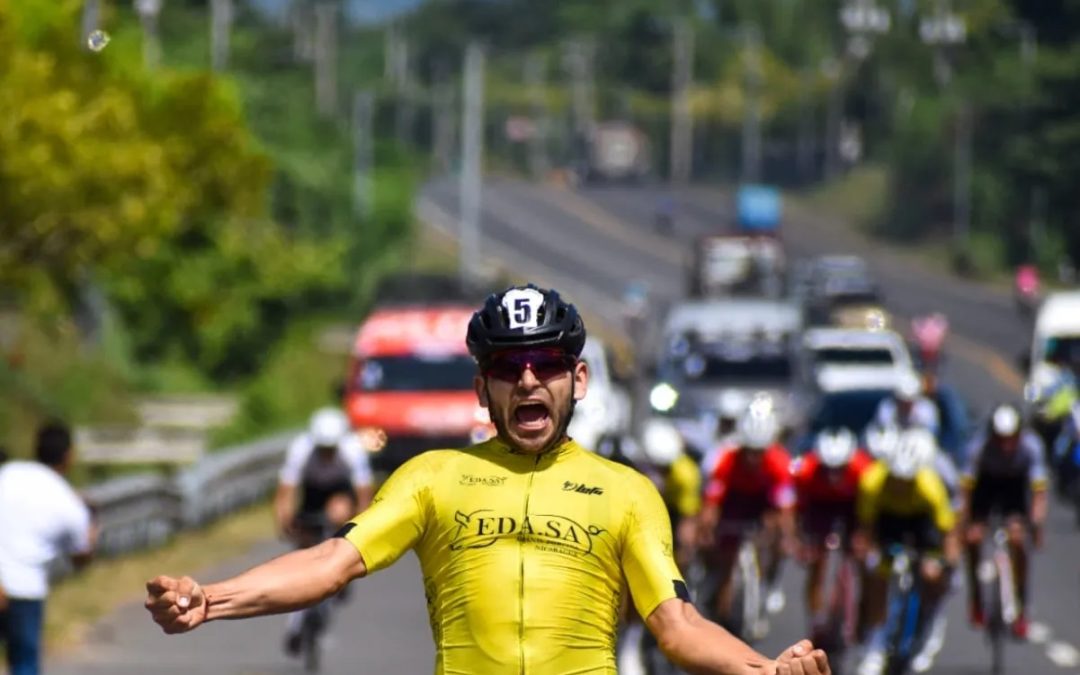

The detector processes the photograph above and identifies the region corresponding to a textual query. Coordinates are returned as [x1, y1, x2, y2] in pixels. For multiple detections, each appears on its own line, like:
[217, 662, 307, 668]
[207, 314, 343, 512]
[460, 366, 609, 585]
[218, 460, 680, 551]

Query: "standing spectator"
[0, 422, 98, 675]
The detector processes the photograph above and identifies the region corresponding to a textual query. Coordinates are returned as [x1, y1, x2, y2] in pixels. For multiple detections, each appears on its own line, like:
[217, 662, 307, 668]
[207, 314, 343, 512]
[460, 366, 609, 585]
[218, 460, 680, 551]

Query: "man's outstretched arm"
[646, 598, 830, 675]
[145, 537, 366, 634]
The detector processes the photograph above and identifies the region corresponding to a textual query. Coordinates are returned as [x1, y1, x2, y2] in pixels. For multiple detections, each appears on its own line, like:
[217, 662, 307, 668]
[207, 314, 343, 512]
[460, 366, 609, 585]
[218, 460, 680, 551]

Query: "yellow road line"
[947, 329, 1026, 391]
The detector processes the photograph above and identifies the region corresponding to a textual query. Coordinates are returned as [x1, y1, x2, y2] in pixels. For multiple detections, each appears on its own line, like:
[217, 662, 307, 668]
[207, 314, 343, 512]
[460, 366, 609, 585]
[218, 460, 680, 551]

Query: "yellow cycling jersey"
[340, 437, 684, 674]
[856, 460, 956, 534]
[664, 454, 702, 519]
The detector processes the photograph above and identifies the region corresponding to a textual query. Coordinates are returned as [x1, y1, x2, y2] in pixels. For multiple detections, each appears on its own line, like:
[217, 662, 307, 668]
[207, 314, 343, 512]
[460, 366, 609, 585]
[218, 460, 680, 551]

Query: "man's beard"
[487, 383, 577, 454]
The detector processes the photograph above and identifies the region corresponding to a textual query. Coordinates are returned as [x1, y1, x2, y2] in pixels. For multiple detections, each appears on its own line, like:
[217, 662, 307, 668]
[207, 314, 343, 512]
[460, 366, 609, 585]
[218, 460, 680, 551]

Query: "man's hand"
[766, 639, 830, 675]
[0, 582, 8, 613]
[145, 575, 209, 634]
[1032, 522, 1045, 551]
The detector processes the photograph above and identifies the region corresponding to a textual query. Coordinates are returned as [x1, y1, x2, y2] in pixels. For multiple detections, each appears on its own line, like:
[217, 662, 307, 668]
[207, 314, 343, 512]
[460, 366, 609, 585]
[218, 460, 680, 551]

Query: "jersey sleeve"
[621, 471, 685, 619]
[959, 434, 984, 488]
[1023, 432, 1049, 490]
[856, 462, 885, 527]
[278, 435, 311, 486]
[340, 453, 432, 573]
[916, 469, 956, 533]
[766, 449, 796, 509]
[668, 455, 702, 518]
[341, 435, 374, 487]
[914, 400, 941, 434]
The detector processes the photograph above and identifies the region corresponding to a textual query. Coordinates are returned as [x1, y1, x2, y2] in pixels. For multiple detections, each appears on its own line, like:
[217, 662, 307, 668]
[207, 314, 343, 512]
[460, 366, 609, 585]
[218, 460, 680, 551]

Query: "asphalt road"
[49, 177, 1080, 675]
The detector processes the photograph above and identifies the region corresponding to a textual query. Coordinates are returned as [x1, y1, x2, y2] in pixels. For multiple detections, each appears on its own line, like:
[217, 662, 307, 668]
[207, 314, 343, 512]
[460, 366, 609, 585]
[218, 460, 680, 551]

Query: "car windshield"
[1045, 335, 1080, 367]
[664, 347, 793, 384]
[814, 347, 894, 366]
[809, 389, 891, 435]
[355, 354, 476, 392]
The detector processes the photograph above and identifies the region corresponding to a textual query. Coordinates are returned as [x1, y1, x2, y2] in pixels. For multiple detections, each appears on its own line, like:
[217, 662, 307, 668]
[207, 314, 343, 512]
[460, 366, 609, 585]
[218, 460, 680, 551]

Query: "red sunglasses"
[483, 349, 577, 383]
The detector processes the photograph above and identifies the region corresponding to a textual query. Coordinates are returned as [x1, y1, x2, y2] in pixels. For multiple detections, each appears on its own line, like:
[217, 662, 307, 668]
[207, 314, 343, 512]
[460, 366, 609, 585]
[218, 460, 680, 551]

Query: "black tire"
[301, 609, 323, 673]
[727, 566, 748, 642]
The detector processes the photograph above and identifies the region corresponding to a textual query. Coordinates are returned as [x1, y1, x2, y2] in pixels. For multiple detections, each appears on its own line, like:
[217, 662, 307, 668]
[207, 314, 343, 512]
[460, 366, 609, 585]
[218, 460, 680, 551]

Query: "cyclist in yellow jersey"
[853, 428, 959, 675]
[639, 417, 702, 568]
[143, 284, 829, 675]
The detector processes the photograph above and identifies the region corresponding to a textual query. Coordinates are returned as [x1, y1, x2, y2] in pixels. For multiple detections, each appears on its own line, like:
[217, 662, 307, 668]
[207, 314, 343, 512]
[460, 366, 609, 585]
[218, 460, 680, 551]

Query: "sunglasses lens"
[486, 362, 521, 383]
[485, 351, 573, 383]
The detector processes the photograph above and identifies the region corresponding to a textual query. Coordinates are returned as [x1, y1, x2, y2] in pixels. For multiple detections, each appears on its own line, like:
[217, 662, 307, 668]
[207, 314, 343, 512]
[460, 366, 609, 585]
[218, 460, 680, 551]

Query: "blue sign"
[737, 184, 781, 232]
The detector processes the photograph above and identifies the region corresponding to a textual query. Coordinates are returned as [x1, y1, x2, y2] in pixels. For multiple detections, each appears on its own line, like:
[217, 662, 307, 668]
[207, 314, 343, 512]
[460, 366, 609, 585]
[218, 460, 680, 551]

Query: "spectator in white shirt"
[0, 422, 98, 675]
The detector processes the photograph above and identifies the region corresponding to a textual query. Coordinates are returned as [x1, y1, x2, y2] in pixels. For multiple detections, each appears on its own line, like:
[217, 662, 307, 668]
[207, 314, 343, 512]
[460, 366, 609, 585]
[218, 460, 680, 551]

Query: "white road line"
[1047, 641, 1080, 668]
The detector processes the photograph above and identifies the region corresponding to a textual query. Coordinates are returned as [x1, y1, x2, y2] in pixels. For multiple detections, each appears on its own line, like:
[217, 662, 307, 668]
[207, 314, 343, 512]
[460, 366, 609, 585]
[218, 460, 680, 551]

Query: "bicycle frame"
[736, 536, 764, 642]
[979, 526, 1019, 675]
[881, 544, 924, 675]
[820, 530, 859, 652]
[291, 514, 337, 673]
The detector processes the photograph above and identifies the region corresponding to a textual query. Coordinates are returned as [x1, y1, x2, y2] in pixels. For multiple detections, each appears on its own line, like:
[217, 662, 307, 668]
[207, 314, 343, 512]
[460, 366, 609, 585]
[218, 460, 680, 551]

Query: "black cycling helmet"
[466, 284, 586, 363]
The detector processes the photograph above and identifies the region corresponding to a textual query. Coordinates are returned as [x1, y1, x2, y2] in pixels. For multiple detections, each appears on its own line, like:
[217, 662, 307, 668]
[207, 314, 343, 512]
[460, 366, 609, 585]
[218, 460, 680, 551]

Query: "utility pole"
[385, 29, 413, 145]
[565, 39, 596, 156]
[797, 68, 816, 183]
[291, 1, 314, 63]
[524, 52, 550, 179]
[81, 0, 100, 51]
[460, 43, 486, 290]
[670, 17, 694, 185]
[352, 90, 375, 219]
[740, 25, 763, 184]
[210, 0, 232, 71]
[314, 2, 338, 117]
[432, 62, 456, 174]
[135, 0, 164, 70]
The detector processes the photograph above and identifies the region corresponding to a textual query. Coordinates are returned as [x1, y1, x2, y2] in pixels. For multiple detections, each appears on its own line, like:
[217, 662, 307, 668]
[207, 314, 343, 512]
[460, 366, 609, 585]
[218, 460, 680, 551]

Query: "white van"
[1027, 291, 1080, 402]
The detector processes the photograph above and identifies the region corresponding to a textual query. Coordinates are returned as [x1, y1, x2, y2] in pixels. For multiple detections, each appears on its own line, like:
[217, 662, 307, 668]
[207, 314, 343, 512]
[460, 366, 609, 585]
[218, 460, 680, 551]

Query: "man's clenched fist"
[145, 575, 208, 634]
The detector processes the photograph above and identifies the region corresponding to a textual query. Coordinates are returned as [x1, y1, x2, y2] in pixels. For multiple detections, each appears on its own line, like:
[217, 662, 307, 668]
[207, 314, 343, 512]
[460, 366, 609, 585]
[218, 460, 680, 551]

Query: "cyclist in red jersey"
[792, 428, 874, 642]
[699, 398, 796, 628]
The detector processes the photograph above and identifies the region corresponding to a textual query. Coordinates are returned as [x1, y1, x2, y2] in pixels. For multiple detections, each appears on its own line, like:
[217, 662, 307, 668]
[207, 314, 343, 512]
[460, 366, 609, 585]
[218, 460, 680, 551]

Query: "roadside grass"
[43, 499, 276, 657]
[791, 163, 1018, 286]
[795, 163, 890, 235]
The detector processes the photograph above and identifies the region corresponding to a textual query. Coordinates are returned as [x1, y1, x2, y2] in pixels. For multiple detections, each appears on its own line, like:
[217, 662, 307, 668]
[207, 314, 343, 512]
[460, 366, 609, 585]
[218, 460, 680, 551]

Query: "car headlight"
[358, 427, 388, 453]
[649, 383, 679, 412]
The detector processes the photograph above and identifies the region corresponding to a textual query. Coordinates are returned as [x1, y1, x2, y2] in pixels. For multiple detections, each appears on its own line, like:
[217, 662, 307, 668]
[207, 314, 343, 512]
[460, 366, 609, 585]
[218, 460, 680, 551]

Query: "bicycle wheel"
[988, 549, 1017, 675]
[300, 607, 323, 673]
[741, 542, 763, 642]
[728, 560, 747, 640]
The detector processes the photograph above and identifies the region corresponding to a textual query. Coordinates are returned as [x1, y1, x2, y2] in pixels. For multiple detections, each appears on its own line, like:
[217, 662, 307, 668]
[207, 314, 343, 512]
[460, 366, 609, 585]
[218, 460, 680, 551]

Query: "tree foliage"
[0, 0, 379, 379]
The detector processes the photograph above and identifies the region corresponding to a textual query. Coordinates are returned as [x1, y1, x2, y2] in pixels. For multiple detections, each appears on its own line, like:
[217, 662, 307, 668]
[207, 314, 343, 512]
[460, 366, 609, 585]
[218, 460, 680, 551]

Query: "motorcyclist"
[910, 313, 949, 374]
[1013, 264, 1041, 316]
[654, 194, 676, 233]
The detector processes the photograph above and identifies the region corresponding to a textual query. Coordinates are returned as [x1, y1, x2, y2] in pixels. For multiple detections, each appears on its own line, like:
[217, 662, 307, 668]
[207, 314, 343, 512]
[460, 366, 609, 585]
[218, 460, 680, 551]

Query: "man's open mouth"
[513, 401, 551, 431]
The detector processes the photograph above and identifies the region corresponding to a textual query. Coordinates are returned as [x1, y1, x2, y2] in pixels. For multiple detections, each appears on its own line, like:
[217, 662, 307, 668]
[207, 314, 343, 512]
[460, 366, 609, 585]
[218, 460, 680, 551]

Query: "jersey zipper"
[519, 453, 540, 675]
